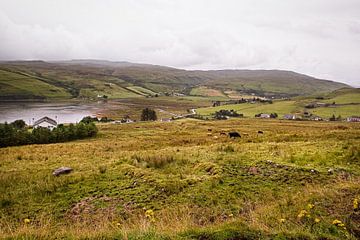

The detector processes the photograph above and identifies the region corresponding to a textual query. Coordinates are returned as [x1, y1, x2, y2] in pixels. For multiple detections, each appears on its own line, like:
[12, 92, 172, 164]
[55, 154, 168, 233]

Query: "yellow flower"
[354, 198, 359, 210]
[297, 209, 307, 218]
[314, 218, 320, 223]
[145, 209, 154, 217]
[332, 219, 342, 225]
[279, 218, 286, 223]
[307, 203, 314, 209]
[23, 218, 30, 224]
[145, 209, 155, 223]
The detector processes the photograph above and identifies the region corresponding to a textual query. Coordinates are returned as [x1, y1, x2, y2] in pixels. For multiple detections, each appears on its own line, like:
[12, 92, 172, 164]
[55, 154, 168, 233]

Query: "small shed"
[33, 117, 57, 130]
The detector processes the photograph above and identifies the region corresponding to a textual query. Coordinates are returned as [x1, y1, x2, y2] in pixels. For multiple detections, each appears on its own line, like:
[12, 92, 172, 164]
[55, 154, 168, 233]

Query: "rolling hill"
[0, 60, 350, 100]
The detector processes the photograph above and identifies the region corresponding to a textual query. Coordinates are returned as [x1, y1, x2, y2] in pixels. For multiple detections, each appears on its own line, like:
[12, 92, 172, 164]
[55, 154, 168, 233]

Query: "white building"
[33, 117, 57, 130]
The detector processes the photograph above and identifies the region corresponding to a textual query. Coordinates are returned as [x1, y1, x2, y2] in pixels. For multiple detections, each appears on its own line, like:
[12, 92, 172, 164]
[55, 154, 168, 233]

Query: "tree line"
[0, 120, 98, 148]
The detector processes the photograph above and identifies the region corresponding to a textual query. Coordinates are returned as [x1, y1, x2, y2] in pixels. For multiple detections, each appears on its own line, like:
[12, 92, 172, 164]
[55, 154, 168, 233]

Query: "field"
[190, 87, 228, 100]
[0, 69, 71, 99]
[196, 88, 360, 119]
[1, 119, 359, 239]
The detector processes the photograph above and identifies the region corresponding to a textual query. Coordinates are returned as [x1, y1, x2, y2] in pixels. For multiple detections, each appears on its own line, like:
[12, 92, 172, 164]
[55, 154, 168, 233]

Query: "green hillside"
[0, 60, 350, 100]
[197, 88, 360, 119]
[0, 69, 71, 99]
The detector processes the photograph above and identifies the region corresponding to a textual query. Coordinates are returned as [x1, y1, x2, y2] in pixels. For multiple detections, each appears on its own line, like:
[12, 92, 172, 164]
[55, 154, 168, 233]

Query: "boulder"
[53, 167, 73, 176]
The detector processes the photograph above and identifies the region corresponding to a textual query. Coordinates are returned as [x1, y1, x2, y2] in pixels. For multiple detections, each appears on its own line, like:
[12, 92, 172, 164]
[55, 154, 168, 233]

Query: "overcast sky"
[0, 0, 359, 86]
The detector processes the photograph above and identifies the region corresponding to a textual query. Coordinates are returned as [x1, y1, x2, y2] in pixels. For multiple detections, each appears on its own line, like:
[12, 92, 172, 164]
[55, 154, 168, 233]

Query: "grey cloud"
[0, 0, 359, 86]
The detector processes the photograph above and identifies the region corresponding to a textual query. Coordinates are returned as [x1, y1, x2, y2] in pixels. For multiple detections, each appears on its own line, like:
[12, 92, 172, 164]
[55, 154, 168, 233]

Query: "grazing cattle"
[208, 128, 212, 132]
[220, 132, 227, 136]
[229, 132, 241, 138]
[258, 131, 264, 134]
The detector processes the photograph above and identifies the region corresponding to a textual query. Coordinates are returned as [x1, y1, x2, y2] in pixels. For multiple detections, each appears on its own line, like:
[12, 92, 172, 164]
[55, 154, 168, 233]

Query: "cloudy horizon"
[0, 0, 359, 86]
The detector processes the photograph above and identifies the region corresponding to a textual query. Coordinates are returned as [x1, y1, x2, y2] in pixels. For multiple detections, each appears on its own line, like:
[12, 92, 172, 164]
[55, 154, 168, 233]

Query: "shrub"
[0, 121, 98, 147]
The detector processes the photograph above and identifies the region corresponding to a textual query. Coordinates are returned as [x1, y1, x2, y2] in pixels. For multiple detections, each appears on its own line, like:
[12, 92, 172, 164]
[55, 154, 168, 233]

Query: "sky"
[0, 0, 359, 86]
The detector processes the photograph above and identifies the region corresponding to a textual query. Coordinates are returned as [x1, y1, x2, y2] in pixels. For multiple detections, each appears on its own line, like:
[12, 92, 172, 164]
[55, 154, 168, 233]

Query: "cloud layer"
[0, 0, 359, 86]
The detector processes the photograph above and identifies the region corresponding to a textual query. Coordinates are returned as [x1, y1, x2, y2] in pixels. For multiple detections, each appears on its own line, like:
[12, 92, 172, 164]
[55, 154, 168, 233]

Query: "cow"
[229, 132, 241, 138]
[220, 132, 227, 136]
[258, 131, 264, 134]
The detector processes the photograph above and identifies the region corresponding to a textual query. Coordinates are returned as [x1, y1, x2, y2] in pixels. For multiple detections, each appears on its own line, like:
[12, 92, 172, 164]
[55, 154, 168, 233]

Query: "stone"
[53, 167, 73, 176]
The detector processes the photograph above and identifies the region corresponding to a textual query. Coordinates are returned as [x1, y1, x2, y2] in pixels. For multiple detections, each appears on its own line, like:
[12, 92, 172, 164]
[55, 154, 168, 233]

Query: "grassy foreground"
[0, 119, 359, 239]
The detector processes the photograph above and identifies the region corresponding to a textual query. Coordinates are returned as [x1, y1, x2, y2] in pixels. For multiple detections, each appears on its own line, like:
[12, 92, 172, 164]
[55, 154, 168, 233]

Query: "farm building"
[283, 114, 298, 120]
[346, 116, 360, 122]
[161, 118, 172, 122]
[33, 116, 57, 130]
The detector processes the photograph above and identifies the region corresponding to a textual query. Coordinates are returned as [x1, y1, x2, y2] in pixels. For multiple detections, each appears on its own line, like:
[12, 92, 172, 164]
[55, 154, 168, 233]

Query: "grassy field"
[0, 69, 71, 99]
[190, 87, 228, 99]
[196, 88, 360, 119]
[1, 119, 359, 239]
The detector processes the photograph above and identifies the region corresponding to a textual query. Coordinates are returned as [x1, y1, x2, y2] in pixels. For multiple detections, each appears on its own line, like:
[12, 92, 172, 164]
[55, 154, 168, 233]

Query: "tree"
[141, 108, 157, 121]
[11, 119, 26, 129]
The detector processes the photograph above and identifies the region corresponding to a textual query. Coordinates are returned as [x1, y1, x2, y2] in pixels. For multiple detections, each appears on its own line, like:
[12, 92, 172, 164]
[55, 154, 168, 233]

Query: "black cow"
[229, 132, 241, 138]
[258, 131, 264, 134]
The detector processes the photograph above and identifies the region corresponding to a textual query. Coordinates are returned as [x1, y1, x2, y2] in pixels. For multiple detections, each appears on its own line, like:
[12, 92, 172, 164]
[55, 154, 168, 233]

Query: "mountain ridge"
[0, 60, 350, 100]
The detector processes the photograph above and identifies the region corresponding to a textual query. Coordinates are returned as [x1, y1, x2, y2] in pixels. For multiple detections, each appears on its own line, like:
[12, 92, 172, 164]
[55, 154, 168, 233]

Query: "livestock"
[228, 132, 241, 138]
[258, 131, 264, 134]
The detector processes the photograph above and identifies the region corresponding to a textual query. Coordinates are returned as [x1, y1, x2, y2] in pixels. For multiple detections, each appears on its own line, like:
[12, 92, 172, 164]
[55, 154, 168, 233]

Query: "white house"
[260, 113, 271, 119]
[347, 116, 360, 122]
[161, 118, 172, 122]
[33, 117, 57, 130]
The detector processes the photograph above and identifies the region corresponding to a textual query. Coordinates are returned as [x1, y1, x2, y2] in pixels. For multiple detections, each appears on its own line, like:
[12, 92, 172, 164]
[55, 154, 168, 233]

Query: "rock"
[53, 167, 73, 176]
[248, 166, 259, 175]
[328, 168, 334, 175]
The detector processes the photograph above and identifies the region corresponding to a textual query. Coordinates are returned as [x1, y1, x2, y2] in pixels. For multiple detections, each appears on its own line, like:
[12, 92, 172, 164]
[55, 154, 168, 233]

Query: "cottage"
[347, 116, 360, 122]
[259, 113, 271, 119]
[283, 114, 296, 120]
[33, 116, 57, 130]
[310, 115, 323, 121]
[161, 118, 172, 122]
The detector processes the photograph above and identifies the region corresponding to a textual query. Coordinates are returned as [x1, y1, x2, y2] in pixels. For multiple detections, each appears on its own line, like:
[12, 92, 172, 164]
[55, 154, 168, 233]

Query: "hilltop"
[0, 60, 349, 100]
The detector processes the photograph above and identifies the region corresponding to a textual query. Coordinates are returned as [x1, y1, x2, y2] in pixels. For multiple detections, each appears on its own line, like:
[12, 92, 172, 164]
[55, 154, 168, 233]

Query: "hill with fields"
[0, 60, 349, 100]
[196, 88, 360, 119]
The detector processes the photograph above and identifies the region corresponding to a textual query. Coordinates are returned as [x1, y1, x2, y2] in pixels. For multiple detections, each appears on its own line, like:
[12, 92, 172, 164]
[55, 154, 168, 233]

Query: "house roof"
[33, 116, 57, 126]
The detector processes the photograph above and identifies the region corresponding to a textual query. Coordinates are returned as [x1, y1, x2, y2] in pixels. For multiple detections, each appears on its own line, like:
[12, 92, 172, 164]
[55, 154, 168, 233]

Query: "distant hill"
[0, 60, 350, 100]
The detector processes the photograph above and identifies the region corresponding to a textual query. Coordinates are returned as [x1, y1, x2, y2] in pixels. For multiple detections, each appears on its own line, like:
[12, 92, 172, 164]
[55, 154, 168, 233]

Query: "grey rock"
[53, 167, 73, 176]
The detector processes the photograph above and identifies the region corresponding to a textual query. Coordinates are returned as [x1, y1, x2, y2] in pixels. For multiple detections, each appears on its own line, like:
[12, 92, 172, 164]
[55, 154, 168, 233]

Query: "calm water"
[0, 101, 107, 124]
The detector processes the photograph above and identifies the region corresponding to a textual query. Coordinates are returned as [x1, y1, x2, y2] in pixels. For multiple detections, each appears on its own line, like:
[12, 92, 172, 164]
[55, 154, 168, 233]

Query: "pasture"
[0, 119, 359, 239]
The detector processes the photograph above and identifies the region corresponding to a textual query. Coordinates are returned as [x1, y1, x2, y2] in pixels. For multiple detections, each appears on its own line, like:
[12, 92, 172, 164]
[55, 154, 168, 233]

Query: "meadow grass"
[0, 119, 359, 239]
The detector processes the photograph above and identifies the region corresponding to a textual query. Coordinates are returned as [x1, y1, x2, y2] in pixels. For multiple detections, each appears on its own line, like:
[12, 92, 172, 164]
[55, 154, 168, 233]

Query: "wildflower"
[332, 219, 342, 225]
[279, 218, 286, 223]
[297, 209, 307, 218]
[314, 218, 320, 223]
[145, 209, 155, 223]
[354, 198, 359, 211]
[23, 218, 30, 224]
[307, 203, 314, 209]
[145, 209, 154, 218]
